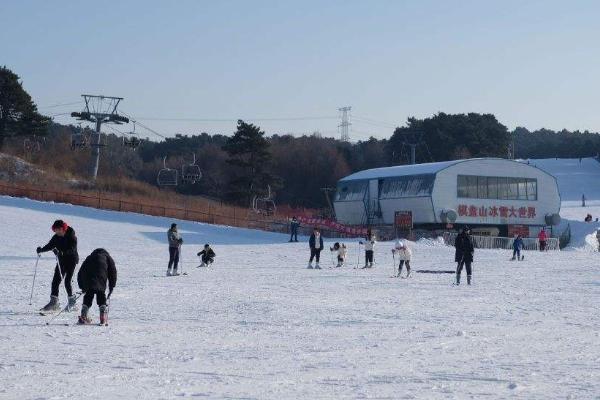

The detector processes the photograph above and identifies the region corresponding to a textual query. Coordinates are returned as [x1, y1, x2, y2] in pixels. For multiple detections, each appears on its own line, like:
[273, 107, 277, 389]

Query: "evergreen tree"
[0, 66, 49, 149]
[222, 120, 274, 205]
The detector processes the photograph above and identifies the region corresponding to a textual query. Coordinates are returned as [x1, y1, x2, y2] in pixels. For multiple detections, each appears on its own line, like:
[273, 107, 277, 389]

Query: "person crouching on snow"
[76, 248, 117, 325]
[361, 229, 376, 268]
[392, 240, 412, 277]
[330, 242, 347, 268]
[308, 227, 324, 269]
[197, 244, 216, 267]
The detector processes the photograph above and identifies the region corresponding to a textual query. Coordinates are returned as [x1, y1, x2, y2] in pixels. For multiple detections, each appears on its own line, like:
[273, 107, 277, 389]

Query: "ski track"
[0, 196, 599, 399]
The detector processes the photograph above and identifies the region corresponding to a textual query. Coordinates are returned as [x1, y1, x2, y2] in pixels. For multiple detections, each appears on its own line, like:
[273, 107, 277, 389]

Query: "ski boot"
[40, 295, 60, 313]
[166, 268, 172, 276]
[66, 295, 78, 312]
[307, 262, 313, 269]
[455, 274, 461, 285]
[99, 305, 108, 326]
[78, 305, 92, 324]
[172, 268, 180, 276]
[467, 275, 472, 285]
[314, 263, 321, 269]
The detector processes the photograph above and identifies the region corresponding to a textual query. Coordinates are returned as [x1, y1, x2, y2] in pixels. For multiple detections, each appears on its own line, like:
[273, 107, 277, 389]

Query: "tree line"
[3, 66, 600, 210]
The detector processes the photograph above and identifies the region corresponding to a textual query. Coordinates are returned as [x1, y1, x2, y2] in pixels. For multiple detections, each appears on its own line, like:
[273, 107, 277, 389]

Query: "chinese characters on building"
[457, 204, 536, 219]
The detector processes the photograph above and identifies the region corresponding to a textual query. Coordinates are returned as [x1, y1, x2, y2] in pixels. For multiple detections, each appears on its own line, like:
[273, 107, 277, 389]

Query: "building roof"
[340, 159, 463, 182]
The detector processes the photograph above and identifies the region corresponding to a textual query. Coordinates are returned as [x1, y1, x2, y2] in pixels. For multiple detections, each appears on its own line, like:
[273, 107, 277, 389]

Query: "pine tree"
[222, 120, 274, 205]
[0, 66, 50, 149]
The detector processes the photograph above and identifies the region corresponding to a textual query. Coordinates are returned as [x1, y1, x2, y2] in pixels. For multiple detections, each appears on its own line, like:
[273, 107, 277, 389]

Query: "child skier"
[330, 242, 347, 268]
[76, 248, 117, 325]
[197, 244, 216, 267]
[308, 227, 324, 269]
[392, 240, 412, 277]
[361, 230, 376, 268]
[511, 235, 524, 261]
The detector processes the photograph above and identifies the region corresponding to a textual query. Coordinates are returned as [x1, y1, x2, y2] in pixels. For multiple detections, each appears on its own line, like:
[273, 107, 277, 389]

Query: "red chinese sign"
[508, 225, 530, 237]
[297, 216, 368, 236]
[394, 211, 413, 230]
[458, 204, 536, 219]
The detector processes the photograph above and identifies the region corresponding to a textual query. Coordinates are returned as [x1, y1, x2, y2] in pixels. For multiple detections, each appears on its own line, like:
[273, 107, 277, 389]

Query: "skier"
[538, 228, 548, 252]
[455, 226, 474, 285]
[307, 227, 324, 269]
[167, 223, 183, 276]
[511, 235, 524, 261]
[330, 242, 347, 268]
[289, 216, 300, 242]
[361, 229, 376, 268]
[76, 248, 117, 325]
[36, 220, 79, 312]
[392, 240, 412, 277]
[197, 244, 216, 267]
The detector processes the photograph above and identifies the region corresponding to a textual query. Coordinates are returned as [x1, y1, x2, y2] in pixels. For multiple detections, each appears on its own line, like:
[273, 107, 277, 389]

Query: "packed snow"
[0, 194, 599, 399]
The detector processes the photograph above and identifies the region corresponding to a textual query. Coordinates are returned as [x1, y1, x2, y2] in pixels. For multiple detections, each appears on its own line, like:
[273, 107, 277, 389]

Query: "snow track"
[0, 196, 598, 399]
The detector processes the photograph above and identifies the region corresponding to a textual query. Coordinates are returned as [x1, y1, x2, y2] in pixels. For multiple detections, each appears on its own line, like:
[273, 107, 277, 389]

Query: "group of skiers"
[165, 223, 216, 276]
[305, 225, 476, 284]
[35, 220, 117, 324]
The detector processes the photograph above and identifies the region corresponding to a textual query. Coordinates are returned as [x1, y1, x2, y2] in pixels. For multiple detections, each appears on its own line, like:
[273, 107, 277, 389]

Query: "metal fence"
[443, 232, 560, 251]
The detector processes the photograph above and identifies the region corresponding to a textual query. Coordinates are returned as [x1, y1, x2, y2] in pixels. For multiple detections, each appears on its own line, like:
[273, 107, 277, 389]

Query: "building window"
[380, 174, 435, 199]
[457, 175, 537, 201]
[335, 181, 367, 201]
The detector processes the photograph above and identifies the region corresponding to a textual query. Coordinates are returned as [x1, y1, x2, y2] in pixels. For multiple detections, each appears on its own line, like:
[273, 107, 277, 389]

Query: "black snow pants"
[168, 246, 180, 270]
[456, 261, 472, 277]
[365, 250, 374, 265]
[51, 260, 76, 297]
[309, 248, 322, 263]
[83, 290, 107, 308]
[398, 260, 411, 274]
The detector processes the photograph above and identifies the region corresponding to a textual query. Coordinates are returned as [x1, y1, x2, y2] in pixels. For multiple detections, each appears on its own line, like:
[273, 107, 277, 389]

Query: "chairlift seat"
[157, 168, 178, 186]
[182, 165, 202, 183]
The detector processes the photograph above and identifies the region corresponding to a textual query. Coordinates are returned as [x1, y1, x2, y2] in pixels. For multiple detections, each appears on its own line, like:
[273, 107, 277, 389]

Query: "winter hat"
[51, 220, 67, 231]
[204, 244, 210, 248]
[171, 223, 177, 230]
[396, 240, 404, 248]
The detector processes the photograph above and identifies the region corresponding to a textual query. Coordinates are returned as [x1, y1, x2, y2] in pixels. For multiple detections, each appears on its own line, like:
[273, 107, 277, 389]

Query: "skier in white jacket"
[392, 240, 412, 277]
[330, 242, 347, 268]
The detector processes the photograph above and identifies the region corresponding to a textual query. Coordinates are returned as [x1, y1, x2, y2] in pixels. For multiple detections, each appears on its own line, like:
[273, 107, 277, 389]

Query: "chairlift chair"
[71, 124, 88, 150]
[157, 157, 178, 186]
[252, 185, 276, 216]
[123, 121, 141, 149]
[181, 153, 202, 184]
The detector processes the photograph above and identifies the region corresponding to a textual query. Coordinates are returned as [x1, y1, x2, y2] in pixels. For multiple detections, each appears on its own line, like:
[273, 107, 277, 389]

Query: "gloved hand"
[36, 247, 42, 254]
[359, 241, 364, 245]
[178, 238, 184, 244]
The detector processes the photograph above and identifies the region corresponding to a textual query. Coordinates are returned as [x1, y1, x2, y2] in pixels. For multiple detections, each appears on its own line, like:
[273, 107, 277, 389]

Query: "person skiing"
[511, 235, 524, 261]
[392, 240, 412, 277]
[308, 227, 324, 269]
[330, 242, 347, 268]
[538, 228, 548, 251]
[455, 226, 474, 285]
[76, 248, 117, 325]
[361, 229, 376, 268]
[289, 217, 300, 242]
[167, 223, 183, 276]
[197, 244, 216, 267]
[36, 220, 79, 312]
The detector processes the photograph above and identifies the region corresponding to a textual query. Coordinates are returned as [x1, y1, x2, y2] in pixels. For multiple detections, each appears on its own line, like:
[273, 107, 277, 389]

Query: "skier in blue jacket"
[512, 235, 524, 261]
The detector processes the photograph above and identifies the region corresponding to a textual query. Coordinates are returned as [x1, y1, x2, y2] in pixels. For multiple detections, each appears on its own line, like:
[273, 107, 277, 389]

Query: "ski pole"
[392, 250, 396, 277]
[29, 254, 41, 305]
[46, 291, 83, 325]
[179, 245, 183, 274]
[356, 242, 361, 268]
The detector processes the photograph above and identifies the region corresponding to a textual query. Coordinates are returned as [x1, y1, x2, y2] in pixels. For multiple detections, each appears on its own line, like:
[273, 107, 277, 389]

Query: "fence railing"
[443, 232, 560, 251]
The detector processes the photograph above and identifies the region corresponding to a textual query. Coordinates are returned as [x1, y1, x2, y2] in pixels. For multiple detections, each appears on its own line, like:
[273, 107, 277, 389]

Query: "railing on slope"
[443, 232, 560, 251]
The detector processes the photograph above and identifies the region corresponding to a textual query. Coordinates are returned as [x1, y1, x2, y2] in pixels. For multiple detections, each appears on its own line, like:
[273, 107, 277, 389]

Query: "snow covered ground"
[1, 195, 599, 400]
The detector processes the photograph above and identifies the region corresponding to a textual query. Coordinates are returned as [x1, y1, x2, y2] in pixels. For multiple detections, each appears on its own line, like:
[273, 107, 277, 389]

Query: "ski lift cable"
[127, 116, 339, 122]
[38, 101, 82, 109]
[120, 110, 167, 139]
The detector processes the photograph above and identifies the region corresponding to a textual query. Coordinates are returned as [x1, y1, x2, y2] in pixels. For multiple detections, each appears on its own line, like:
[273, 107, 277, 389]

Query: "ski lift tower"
[71, 94, 129, 180]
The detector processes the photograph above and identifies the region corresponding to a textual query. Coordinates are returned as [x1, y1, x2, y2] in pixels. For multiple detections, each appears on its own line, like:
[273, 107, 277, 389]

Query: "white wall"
[334, 200, 364, 225]
[432, 159, 561, 226]
[379, 197, 435, 224]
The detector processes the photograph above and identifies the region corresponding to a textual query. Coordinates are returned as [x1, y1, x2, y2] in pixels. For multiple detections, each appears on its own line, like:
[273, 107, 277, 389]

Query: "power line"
[353, 115, 397, 129]
[130, 115, 338, 123]
[39, 101, 82, 109]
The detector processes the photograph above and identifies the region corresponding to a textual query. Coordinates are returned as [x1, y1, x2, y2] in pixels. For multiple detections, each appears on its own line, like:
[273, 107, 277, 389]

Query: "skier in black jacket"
[455, 226, 475, 285]
[77, 248, 117, 325]
[308, 227, 324, 269]
[197, 244, 216, 267]
[36, 220, 79, 312]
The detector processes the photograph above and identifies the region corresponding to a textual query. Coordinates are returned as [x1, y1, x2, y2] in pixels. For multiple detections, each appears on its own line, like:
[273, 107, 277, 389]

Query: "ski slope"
[0, 195, 599, 400]
[526, 157, 600, 205]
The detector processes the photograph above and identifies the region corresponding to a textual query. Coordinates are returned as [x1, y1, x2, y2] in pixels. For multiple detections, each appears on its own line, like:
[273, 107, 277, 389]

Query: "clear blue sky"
[2, 0, 599, 140]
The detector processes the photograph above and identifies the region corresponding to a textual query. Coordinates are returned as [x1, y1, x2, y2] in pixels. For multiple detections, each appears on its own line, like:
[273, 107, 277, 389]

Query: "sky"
[2, 0, 600, 141]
